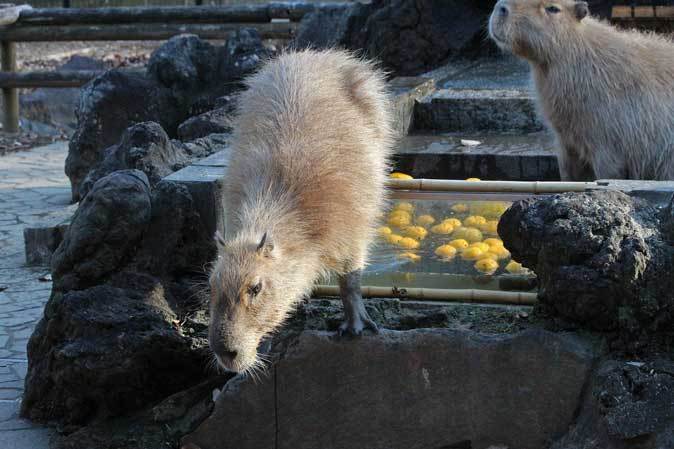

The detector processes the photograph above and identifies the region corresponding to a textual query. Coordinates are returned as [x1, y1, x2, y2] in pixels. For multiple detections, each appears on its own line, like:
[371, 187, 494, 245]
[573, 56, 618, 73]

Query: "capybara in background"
[208, 49, 394, 373]
[489, 0, 674, 181]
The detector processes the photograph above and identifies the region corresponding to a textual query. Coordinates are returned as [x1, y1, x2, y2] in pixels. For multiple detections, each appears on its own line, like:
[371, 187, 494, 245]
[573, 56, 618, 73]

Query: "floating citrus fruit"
[449, 239, 470, 250]
[390, 172, 413, 180]
[398, 252, 421, 263]
[483, 238, 503, 247]
[464, 215, 487, 227]
[378, 226, 393, 236]
[461, 246, 484, 260]
[451, 203, 469, 213]
[453, 227, 483, 243]
[475, 258, 498, 274]
[442, 218, 462, 228]
[402, 226, 428, 240]
[431, 223, 454, 234]
[434, 244, 457, 260]
[387, 234, 403, 245]
[392, 202, 414, 213]
[398, 237, 420, 249]
[415, 214, 435, 226]
[505, 260, 524, 274]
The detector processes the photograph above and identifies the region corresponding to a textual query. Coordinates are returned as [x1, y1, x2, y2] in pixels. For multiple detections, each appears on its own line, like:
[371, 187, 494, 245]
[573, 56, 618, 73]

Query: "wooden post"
[1, 41, 18, 134]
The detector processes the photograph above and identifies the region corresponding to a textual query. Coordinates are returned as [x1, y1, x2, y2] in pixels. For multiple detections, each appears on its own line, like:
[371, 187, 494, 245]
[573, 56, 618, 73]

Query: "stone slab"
[394, 132, 559, 181]
[182, 371, 275, 449]
[183, 328, 598, 449]
[596, 179, 674, 206]
[192, 149, 231, 167]
[438, 56, 533, 91]
[164, 165, 225, 238]
[23, 223, 70, 267]
[388, 76, 436, 138]
[413, 88, 544, 133]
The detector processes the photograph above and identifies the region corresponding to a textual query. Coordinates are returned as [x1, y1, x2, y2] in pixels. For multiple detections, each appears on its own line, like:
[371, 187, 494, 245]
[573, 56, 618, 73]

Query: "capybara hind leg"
[590, 151, 630, 180]
[558, 145, 596, 181]
[337, 270, 378, 336]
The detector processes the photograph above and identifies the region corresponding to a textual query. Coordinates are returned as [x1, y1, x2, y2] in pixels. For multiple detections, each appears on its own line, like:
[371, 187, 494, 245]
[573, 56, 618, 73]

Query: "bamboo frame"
[313, 285, 538, 306]
[386, 179, 602, 194]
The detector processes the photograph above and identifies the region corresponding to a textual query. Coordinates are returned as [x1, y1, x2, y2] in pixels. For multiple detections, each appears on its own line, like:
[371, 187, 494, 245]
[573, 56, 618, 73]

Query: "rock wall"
[21, 170, 216, 428]
[66, 30, 269, 202]
[498, 190, 674, 343]
[552, 359, 674, 449]
[295, 0, 500, 76]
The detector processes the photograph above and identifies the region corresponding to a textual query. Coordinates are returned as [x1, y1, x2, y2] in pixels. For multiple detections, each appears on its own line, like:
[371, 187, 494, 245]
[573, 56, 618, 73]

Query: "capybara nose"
[498, 5, 509, 17]
[221, 350, 238, 360]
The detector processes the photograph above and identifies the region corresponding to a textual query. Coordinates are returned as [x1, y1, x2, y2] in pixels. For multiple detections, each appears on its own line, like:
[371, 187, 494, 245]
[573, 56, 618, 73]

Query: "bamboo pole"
[0, 22, 298, 41]
[386, 179, 601, 194]
[1, 40, 18, 134]
[313, 285, 538, 306]
[0, 70, 103, 88]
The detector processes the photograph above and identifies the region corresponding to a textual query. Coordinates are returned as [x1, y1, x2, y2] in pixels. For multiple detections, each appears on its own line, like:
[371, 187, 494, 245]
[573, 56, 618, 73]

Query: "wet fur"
[209, 49, 394, 372]
[489, 0, 674, 180]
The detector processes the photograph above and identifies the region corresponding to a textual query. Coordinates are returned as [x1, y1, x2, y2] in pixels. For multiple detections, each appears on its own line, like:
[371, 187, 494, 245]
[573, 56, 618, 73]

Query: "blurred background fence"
[28, 0, 358, 6]
[24, 0, 673, 7]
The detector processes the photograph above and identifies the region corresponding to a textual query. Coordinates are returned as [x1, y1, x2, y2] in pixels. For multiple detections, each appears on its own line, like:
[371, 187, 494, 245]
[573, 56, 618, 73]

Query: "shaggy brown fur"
[489, 0, 674, 180]
[208, 49, 394, 373]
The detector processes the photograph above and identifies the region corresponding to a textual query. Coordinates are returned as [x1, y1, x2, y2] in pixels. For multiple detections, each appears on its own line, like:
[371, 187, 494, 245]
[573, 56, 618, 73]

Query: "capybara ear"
[574, 1, 589, 20]
[256, 232, 275, 258]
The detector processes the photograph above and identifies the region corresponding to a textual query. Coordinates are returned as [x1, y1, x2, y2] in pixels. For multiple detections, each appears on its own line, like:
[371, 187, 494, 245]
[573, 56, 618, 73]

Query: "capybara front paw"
[338, 311, 379, 337]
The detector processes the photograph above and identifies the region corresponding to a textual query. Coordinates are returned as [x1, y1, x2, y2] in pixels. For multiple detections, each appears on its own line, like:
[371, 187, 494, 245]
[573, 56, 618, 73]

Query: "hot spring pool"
[324, 191, 539, 293]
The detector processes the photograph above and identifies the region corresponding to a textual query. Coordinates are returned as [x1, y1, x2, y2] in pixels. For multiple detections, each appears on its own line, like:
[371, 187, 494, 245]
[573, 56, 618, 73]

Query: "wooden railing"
[611, 4, 674, 21]
[0, 2, 346, 133]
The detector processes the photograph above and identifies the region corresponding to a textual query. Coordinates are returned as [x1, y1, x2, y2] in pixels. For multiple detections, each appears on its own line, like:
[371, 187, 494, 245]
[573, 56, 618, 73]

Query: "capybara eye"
[248, 282, 262, 297]
[545, 5, 561, 13]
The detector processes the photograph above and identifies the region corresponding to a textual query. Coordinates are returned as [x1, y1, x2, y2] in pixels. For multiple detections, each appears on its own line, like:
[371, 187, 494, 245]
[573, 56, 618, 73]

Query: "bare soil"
[17, 40, 162, 71]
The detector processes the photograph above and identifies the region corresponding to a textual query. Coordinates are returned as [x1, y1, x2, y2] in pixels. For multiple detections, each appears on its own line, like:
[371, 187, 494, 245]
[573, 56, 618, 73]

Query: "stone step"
[388, 76, 436, 137]
[393, 132, 559, 181]
[164, 163, 226, 239]
[412, 88, 545, 133]
[22, 203, 78, 267]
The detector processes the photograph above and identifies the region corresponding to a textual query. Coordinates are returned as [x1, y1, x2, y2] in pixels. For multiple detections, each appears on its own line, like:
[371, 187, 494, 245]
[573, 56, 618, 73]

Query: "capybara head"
[489, 0, 589, 63]
[208, 231, 287, 373]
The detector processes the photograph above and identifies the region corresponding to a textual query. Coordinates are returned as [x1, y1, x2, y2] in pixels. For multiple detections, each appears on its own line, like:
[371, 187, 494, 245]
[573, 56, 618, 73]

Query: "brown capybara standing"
[208, 49, 394, 373]
[489, 0, 674, 181]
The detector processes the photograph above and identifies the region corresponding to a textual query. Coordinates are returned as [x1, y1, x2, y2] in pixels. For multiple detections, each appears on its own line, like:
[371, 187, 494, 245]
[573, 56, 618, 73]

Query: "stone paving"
[0, 141, 72, 448]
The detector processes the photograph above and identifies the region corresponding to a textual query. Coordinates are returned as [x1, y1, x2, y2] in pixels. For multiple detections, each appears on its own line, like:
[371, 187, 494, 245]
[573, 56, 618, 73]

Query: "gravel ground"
[17, 40, 163, 71]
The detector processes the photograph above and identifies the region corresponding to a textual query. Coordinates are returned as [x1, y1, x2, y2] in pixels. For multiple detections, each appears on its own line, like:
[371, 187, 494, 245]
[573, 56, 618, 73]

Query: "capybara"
[489, 0, 674, 180]
[208, 49, 394, 373]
